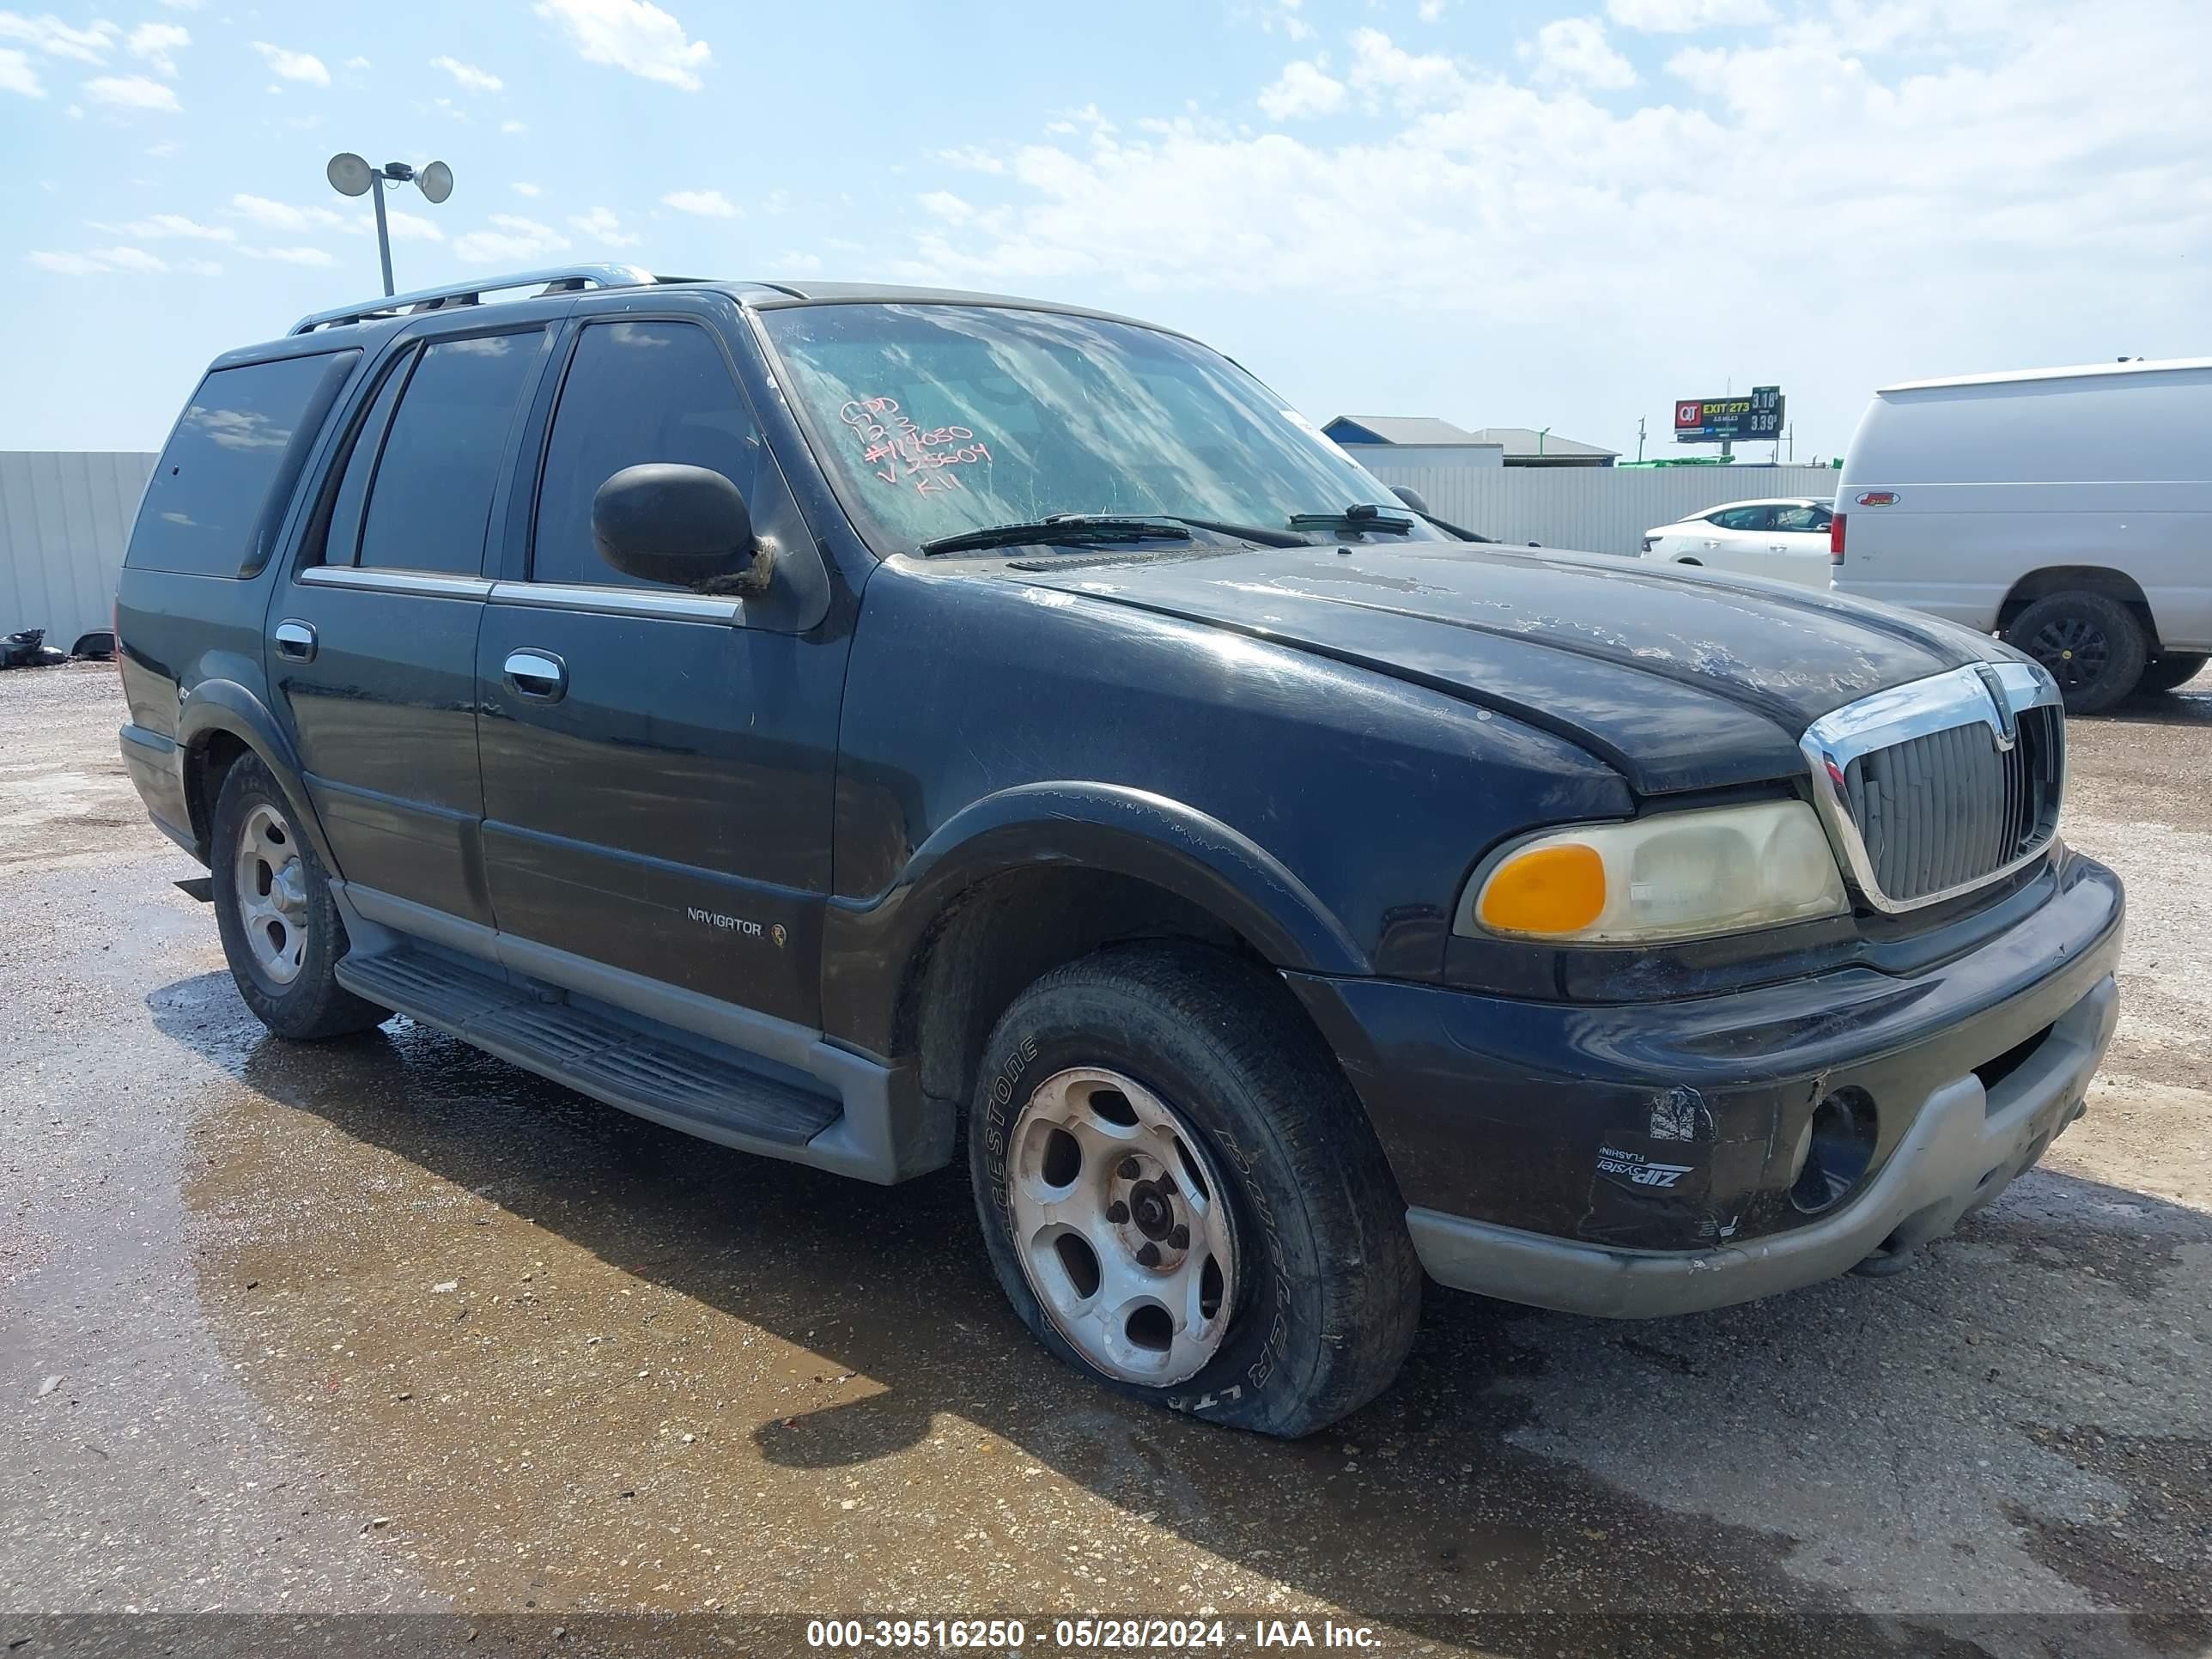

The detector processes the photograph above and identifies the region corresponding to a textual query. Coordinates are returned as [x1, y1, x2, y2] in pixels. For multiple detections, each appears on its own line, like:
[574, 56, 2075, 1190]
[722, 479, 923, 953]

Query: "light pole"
[326, 153, 453, 297]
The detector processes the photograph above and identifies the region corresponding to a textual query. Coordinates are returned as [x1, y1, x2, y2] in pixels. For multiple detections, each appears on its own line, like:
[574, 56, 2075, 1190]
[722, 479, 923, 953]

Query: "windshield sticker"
[840, 396, 993, 496]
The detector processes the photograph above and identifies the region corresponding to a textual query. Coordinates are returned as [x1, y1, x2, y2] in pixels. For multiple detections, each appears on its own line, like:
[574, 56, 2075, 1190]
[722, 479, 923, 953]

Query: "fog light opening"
[1790, 1087, 1879, 1216]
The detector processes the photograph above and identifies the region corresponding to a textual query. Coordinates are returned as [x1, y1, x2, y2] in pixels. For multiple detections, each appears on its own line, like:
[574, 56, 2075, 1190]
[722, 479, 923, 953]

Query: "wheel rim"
[2027, 613, 2111, 691]
[234, 800, 309, 986]
[1005, 1066, 1239, 1387]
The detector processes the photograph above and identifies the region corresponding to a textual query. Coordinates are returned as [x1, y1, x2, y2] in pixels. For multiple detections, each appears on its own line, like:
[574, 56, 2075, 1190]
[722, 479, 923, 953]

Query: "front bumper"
[1286, 849, 2124, 1319]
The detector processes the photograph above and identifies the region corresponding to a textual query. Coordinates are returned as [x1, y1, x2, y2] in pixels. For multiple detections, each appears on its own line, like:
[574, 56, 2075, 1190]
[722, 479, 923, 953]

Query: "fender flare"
[173, 680, 343, 873]
[823, 781, 1368, 1055]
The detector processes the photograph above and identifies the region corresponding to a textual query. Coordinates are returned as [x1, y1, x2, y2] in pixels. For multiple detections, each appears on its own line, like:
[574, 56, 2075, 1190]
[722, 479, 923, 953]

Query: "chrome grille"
[1844, 704, 2062, 903]
[1802, 663, 2066, 914]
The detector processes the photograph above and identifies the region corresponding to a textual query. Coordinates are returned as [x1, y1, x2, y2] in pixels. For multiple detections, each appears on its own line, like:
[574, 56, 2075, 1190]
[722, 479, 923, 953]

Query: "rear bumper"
[1286, 849, 2124, 1318]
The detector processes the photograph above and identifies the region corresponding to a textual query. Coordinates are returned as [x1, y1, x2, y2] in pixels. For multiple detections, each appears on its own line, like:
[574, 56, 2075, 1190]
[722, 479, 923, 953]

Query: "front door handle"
[274, 620, 317, 662]
[504, 648, 567, 703]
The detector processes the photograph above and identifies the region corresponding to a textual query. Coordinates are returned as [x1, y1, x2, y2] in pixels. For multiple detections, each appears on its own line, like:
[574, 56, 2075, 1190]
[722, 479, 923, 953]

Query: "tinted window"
[532, 321, 757, 587]
[313, 348, 415, 568]
[357, 331, 540, 575]
[1773, 503, 1830, 533]
[1710, 506, 1775, 532]
[131, 351, 357, 576]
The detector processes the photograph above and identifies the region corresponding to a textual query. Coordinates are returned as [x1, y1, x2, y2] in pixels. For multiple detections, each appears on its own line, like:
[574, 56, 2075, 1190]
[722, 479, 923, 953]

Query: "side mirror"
[1389, 484, 1431, 515]
[590, 464, 772, 597]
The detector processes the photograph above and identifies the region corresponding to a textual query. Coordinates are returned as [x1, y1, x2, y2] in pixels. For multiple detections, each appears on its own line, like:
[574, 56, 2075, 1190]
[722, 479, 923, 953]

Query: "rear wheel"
[210, 757, 387, 1041]
[2135, 652, 2208, 696]
[2004, 591, 2147, 715]
[969, 944, 1422, 1437]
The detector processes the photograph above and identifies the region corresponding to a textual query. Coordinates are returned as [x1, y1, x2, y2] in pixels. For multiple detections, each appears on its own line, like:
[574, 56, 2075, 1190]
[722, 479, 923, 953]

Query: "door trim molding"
[486, 580, 743, 624]
[298, 565, 495, 599]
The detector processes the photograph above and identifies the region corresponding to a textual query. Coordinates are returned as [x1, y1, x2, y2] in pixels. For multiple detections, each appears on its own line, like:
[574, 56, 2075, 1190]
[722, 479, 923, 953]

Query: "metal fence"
[0, 452, 157, 649]
[1353, 459, 1846, 557]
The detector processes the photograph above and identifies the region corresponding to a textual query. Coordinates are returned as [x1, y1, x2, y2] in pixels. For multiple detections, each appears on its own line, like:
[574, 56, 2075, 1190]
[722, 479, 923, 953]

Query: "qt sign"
[1674, 386, 1784, 443]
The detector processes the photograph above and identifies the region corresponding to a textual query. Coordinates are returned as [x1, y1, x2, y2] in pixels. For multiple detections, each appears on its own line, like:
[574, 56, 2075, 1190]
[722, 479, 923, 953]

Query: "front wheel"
[969, 945, 1421, 1437]
[2004, 590, 2148, 715]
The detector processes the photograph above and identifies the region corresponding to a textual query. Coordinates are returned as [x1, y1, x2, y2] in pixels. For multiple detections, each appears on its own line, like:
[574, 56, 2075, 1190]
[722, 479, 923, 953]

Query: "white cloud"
[343, 55, 369, 70]
[231, 193, 352, 233]
[660, 187, 735, 217]
[386, 208, 444, 243]
[179, 256, 222, 275]
[252, 41, 329, 85]
[1418, 0, 1449, 17]
[145, 137, 179, 156]
[500, 117, 526, 133]
[159, 0, 202, 9]
[84, 73, 180, 111]
[242, 244, 337, 267]
[88, 244, 165, 272]
[775, 250, 823, 276]
[125, 21, 189, 76]
[1522, 17, 1636, 89]
[27, 250, 109, 274]
[0, 14, 116, 64]
[453, 212, 571, 264]
[882, 3, 2212, 455]
[568, 205, 639, 246]
[1257, 59, 1346, 120]
[95, 212, 233, 240]
[918, 191, 974, 224]
[513, 180, 543, 197]
[1607, 0, 1772, 28]
[0, 47, 40, 95]
[431, 53, 501, 92]
[534, 0, 709, 91]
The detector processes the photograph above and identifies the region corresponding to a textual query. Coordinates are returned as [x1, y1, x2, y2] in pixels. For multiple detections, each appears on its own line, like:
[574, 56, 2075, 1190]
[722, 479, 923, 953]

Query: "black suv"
[117, 265, 2124, 1436]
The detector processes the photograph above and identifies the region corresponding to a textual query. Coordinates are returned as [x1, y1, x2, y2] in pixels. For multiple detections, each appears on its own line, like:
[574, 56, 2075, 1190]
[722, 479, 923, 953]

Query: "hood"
[1006, 541, 1996, 795]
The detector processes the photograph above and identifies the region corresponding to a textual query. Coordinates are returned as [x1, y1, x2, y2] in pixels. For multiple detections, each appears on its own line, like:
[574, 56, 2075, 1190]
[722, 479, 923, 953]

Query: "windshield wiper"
[1287, 502, 1417, 536]
[919, 515, 1195, 557]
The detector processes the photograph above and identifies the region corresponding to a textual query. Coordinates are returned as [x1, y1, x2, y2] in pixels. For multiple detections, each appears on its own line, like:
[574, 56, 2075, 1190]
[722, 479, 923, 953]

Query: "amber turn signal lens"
[1476, 842, 1607, 935]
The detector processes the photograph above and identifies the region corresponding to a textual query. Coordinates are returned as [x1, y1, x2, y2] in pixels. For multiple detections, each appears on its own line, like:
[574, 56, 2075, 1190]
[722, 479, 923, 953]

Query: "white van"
[1832, 358, 2212, 712]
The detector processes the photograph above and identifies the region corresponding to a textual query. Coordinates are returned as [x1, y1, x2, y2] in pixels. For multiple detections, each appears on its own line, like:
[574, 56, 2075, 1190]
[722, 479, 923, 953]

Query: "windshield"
[757, 302, 1443, 553]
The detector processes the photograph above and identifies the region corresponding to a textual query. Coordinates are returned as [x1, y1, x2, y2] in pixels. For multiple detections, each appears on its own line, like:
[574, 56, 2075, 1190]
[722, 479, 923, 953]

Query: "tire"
[969, 944, 1421, 1438]
[2134, 652, 2208, 696]
[2003, 591, 2148, 715]
[210, 756, 387, 1041]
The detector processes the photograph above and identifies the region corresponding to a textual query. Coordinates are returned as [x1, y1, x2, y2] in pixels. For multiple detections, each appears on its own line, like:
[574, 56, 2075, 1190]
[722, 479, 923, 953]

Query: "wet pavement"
[3, 662, 2209, 1657]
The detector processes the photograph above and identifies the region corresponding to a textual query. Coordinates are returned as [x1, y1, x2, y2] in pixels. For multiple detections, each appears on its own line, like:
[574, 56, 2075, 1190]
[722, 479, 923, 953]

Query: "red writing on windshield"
[840, 396, 992, 496]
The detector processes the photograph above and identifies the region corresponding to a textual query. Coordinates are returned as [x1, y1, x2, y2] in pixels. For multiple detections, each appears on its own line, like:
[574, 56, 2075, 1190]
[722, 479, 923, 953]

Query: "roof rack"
[289, 264, 664, 335]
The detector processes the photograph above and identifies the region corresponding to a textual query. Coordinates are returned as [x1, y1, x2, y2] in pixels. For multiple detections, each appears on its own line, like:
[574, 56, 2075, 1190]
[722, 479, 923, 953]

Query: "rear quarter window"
[129, 349, 359, 577]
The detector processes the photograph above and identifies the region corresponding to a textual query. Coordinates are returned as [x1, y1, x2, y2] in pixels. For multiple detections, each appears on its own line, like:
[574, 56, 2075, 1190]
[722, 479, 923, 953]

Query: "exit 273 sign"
[1674, 386, 1784, 442]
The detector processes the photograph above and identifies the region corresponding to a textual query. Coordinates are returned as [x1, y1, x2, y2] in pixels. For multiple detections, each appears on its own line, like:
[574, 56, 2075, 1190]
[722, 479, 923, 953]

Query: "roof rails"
[289, 264, 665, 335]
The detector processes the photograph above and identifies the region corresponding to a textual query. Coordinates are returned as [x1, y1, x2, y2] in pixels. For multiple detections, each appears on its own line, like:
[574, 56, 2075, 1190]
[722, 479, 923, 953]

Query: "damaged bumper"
[1286, 849, 2124, 1319]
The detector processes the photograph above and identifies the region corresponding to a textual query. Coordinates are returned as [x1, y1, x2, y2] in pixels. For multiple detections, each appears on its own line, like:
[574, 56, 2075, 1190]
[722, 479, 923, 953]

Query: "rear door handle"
[503, 648, 567, 703]
[274, 620, 317, 662]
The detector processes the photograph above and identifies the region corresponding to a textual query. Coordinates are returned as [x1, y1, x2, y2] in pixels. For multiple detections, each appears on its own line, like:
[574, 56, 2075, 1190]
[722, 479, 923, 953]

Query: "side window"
[129, 350, 358, 577]
[357, 331, 542, 576]
[1711, 506, 1775, 532]
[532, 319, 757, 588]
[1773, 503, 1826, 533]
[312, 347, 416, 568]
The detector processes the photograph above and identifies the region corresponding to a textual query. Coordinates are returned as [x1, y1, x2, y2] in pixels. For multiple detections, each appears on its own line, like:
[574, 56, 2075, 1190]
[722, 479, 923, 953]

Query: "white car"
[1640, 497, 1835, 587]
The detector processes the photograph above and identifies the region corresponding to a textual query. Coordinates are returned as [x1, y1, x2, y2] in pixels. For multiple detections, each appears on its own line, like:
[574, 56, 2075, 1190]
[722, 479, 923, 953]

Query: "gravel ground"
[2, 661, 2207, 1658]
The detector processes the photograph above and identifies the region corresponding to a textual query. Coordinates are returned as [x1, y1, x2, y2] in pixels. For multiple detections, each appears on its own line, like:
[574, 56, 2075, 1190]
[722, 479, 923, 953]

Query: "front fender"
[820, 781, 1369, 1056]
[174, 680, 342, 873]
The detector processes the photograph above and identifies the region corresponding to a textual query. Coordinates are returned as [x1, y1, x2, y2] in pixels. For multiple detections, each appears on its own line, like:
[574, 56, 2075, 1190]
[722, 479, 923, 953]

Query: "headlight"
[1459, 800, 1848, 944]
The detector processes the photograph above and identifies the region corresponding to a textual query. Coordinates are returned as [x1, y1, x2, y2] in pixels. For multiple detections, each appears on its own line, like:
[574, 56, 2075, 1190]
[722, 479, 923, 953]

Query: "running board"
[336, 946, 841, 1152]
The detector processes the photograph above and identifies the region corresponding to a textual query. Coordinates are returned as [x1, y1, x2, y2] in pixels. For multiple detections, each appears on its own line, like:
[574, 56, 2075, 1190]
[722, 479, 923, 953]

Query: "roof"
[1880, 356, 2212, 394]
[285, 264, 1183, 341]
[1461, 427, 1620, 460]
[1678, 497, 1835, 516]
[1322, 416, 1482, 446]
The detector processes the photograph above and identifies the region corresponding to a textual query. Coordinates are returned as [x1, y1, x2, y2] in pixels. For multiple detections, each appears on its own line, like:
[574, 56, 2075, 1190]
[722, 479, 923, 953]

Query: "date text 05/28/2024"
[805, 1617, 1382, 1650]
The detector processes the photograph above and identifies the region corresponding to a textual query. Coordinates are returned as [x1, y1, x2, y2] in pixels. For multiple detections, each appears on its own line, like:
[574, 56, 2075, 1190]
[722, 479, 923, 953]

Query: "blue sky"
[5, 0, 2208, 457]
